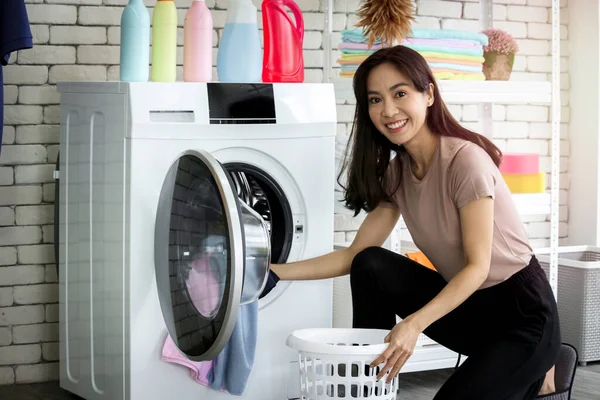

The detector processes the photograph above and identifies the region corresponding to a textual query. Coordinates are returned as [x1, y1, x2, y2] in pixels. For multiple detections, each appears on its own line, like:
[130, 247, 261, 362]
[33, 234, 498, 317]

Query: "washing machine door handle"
[154, 149, 245, 362]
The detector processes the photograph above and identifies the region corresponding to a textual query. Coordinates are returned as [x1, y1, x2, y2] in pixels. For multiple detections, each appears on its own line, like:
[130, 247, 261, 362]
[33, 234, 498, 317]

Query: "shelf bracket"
[479, 0, 494, 141]
[323, 0, 333, 83]
[549, 0, 561, 300]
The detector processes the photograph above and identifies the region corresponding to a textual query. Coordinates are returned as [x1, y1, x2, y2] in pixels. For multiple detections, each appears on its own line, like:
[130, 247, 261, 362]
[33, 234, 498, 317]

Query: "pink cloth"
[161, 334, 221, 388]
[338, 42, 383, 50]
[186, 254, 221, 318]
[160, 252, 226, 390]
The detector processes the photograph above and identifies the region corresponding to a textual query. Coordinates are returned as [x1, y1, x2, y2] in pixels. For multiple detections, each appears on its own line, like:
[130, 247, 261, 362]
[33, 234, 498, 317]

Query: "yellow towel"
[432, 70, 486, 80]
[502, 173, 546, 193]
[337, 57, 368, 65]
[418, 51, 485, 63]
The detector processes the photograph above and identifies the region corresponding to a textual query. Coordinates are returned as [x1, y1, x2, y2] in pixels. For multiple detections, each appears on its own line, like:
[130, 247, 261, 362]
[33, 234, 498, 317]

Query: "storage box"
[535, 246, 600, 364]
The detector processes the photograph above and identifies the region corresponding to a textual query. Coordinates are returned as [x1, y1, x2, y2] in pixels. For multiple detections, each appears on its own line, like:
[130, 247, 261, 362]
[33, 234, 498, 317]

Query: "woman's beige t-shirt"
[381, 135, 533, 289]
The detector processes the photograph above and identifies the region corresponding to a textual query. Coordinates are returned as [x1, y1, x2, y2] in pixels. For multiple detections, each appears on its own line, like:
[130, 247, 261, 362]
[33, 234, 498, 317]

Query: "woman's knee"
[350, 246, 389, 278]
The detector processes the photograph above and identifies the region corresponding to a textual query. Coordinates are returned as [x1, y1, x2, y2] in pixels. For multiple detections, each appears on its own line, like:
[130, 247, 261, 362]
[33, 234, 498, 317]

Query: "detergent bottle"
[261, 0, 304, 82]
[216, 0, 262, 83]
[152, 0, 178, 82]
[184, 0, 213, 82]
[119, 0, 150, 82]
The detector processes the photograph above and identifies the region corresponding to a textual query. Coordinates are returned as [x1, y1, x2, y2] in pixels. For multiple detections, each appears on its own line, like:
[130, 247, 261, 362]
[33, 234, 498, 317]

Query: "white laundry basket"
[286, 328, 399, 399]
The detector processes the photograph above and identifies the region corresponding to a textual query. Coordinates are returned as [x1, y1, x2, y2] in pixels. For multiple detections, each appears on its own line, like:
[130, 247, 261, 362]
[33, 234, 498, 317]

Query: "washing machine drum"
[154, 149, 271, 362]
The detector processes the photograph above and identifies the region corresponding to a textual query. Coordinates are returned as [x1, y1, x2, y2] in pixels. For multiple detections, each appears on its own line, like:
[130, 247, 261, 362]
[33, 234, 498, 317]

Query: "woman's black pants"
[350, 246, 561, 400]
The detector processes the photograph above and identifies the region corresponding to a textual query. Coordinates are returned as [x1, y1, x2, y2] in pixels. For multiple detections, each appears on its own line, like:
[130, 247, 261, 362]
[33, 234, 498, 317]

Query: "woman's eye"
[368, 97, 380, 104]
[395, 91, 406, 98]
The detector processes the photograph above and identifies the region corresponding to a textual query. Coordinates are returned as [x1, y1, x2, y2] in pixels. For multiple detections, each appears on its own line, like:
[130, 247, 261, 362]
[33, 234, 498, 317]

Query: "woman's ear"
[427, 83, 434, 107]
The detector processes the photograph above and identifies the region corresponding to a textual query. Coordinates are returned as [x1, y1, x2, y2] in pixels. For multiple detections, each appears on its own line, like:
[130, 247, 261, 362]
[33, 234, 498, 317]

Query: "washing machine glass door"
[155, 150, 244, 362]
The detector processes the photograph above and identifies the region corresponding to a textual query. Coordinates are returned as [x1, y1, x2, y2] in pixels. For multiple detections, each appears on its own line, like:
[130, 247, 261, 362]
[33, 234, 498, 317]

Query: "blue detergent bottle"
[120, 0, 151, 82]
[217, 0, 262, 83]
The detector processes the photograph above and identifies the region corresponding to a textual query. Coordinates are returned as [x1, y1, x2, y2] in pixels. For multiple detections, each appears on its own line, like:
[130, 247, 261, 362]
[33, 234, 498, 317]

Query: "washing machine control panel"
[207, 83, 276, 125]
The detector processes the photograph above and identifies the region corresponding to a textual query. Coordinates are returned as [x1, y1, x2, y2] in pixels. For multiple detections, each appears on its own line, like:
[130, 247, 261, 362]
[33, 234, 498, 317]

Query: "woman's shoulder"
[441, 136, 496, 170]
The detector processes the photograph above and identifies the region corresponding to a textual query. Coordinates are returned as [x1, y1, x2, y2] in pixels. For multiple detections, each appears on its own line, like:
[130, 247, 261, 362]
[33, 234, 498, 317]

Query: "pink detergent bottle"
[184, 0, 213, 82]
[261, 0, 304, 83]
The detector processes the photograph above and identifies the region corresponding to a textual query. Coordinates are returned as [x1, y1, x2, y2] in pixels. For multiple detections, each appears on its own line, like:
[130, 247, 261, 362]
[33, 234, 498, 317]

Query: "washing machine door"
[154, 149, 246, 362]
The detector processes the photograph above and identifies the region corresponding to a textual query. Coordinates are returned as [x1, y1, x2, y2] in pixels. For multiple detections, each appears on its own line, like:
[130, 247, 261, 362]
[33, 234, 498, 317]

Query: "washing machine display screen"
[158, 155, 233, 356]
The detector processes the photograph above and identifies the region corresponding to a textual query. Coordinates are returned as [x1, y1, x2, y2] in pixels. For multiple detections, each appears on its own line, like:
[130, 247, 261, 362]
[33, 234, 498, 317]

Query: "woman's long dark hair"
[337, 45, 502, 216]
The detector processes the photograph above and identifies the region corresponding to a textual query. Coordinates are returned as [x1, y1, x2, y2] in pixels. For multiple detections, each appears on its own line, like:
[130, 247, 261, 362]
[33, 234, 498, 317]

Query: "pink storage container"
[499, 153, 539, 174]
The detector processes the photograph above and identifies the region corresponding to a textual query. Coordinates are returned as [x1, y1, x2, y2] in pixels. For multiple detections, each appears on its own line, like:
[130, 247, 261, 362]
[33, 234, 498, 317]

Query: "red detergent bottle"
[261, 0, 304, 82]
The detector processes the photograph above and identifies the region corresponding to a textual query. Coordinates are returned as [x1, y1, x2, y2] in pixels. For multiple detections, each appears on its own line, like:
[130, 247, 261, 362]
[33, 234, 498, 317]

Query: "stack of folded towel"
[500, 153, 546, 193]
[337, 29, 382, 78]
[337, 28, 489, 81]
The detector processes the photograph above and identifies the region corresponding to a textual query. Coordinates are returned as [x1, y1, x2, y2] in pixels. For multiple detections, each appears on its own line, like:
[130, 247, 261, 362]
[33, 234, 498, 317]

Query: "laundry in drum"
[180, 235, 228, 319]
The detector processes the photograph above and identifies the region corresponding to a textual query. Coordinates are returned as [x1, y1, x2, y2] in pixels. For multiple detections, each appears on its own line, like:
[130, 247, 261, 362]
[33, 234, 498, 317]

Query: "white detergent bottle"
[216, 0, 262, 82]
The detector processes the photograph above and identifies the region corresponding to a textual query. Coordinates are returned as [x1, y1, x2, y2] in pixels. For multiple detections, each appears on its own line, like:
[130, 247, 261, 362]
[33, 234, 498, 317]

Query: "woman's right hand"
[259, 268, 281, 299]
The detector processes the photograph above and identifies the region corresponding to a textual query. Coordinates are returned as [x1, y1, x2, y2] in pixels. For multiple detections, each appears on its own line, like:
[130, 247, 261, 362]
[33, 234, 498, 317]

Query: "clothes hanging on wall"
[1, 0, 33, 154]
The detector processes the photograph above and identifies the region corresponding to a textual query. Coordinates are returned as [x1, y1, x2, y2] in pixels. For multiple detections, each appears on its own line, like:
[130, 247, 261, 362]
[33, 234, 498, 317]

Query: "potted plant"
[482, 28, 519, 80]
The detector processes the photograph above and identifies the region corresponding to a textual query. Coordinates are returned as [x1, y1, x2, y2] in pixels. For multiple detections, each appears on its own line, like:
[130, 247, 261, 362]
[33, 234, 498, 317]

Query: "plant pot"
[483, 51, 515, 81]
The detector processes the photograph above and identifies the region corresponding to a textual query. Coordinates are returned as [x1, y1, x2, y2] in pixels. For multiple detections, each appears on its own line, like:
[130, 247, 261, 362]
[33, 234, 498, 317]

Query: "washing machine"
[56, 81, 337, 399]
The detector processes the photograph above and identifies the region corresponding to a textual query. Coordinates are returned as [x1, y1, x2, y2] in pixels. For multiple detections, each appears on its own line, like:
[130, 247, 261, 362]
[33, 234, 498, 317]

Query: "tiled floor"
[1, 362, 598, 400]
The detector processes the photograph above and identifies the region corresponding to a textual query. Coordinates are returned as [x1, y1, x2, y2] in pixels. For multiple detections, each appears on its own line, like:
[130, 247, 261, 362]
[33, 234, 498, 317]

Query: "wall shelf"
[333, 79, 552, 105]
[513, 193, 552, 216]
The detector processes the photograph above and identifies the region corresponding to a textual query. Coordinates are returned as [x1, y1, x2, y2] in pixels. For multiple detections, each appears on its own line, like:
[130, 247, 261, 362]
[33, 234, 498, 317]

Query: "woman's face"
[366, 63, 434, 146]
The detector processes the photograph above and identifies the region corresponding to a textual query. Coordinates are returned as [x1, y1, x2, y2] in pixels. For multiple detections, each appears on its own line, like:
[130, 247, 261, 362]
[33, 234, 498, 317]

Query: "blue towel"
[404, 43, 484, 56]
[341, 29, 381, 44]
[208, 300, 258, 396]
[409, 28, 489, 46]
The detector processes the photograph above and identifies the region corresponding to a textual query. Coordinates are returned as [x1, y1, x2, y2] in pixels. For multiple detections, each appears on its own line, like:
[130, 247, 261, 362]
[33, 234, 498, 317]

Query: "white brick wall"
[0, 0, 569, 384]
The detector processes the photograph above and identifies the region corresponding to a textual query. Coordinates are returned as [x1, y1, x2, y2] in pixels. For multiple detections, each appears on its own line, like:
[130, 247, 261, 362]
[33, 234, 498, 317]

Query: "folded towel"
[409, 28, 489, 46]
[337, 57, 368, 65]
[417, 51, 485, 63]
[339, 42, 384, 50]
[427, 62, 482, 72]
[340, 48, 379, 55]
[161, 334, 226, 391]
[341, 29, 381, 45]
[403, 37, 483, 49]
[404, 43, 484, 56]
[423, 57, 482, 67]
[431, 69, 486, 80]
[340, 28, 489, 46]
[208, 300, 258, 396]
[340, 44, 483, 57]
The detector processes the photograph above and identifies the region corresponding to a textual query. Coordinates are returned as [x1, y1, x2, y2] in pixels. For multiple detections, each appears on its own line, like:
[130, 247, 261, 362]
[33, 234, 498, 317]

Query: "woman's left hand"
[370, 317, 423, 383]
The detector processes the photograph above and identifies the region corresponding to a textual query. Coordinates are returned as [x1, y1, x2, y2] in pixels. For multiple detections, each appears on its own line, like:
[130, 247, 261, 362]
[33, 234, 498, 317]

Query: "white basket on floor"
[286, 328, 399, 399]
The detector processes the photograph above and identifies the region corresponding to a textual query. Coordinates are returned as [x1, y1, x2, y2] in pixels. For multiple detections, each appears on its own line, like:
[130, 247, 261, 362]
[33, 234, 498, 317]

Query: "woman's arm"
[372, 196, 494, 381]
[270, 204, 401, 281]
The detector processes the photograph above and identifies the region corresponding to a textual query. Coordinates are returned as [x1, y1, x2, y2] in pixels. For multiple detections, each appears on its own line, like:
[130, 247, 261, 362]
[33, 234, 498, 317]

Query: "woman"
[266, 45, 561, 399]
